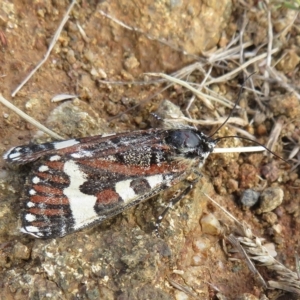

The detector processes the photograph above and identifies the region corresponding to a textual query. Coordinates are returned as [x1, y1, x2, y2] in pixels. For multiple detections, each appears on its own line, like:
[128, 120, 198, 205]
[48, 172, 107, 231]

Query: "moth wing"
[21, 155, 187, 238]
[3, 129, 164, 164]
[3, 135, 111, 164]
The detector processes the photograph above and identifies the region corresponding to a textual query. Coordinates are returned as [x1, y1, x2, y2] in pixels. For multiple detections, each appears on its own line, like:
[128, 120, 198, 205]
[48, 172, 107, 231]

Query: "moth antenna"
[209, 73, 289, 164]
[209, 73, 255, 138]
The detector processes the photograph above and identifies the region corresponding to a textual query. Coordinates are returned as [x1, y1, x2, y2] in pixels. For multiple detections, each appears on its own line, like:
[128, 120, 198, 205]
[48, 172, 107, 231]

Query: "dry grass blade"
[11, 0, 77, 97]
[265, 117, 284, 152]
[262, 0, 273, 97]
[266, 66, 300, 100]
[165, 116, 247, 127]
[206, 48, 279, 86]
[204, 192, 300, 295]
[51, 94, 78, 102]
[146, 72, 230, 110]
[0, 94, 64, 140]
[236, 224, 300, 294]
[228, 126, 257, 141]
[76, 22, 90, 43]
[227, 234, 267, 288]
[296, 249, 300, 280]
[167, 277, 199, 299]
[206, 42, 253, 63]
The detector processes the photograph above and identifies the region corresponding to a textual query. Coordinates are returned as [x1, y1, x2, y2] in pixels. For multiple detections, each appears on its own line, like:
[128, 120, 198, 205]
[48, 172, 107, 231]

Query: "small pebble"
[200, 213, 223, 236]
[240, 189, 260, 208]
[273, 235, 284, 245]
[83, 50, 94, 62]
[276, 50, 300, 72]
[66, 49, 76, 64]
[151, 99, 185, 127]
[272, 224, 282, 234]
[256, 187, 284, 214]
[193, 237, 211, 252]
[216, 293, 228, 300]
[13, 242, 31, 260]
[124, 55, 140, 70]
[236, 293, 259, 300]
[174, 291, 189, 300]
[227, 179, 238, 193]
[261, 212, 277, 225]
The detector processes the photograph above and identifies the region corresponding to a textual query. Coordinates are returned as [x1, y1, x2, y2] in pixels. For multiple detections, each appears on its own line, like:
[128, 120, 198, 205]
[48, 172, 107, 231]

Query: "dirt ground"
[0, 0, 300, 299]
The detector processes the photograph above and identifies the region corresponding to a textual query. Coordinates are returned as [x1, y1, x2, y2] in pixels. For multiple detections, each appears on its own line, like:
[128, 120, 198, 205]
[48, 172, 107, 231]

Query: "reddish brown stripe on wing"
[45, 161, 65, 170]
[79, 160, 185, 176]
[33, 185, 63, 195]
[96, 189, 120, 205]
[29, 207, 66, 216]
[31, 195, 69, 205]
[30, 221, 49, 227]
[36, 172, 70, 184]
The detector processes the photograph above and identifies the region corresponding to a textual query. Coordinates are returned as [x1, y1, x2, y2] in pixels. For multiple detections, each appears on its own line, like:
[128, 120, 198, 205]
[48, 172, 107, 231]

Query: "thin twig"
[185, 65, 213, 120]
[0, 94, 64, 140]
[266, 66, 300, 100]
[262, 0, 272, 97]
[227, 234, 268, 287]
[295, 248, 300, 280]
[265, 117, 284, 152]
[51, 94, 77, 102]
[167, 277, 199, 299]
[76, 22, 90, 43]
[239, 14, 248, 66]
[205, 48, 279, 85]
[168, 116, 246, 127]
[228, 125, 257, 141]
[11, 0, 77, 97]
[146, 72, 228, 110]
[206, 41, 253, 63]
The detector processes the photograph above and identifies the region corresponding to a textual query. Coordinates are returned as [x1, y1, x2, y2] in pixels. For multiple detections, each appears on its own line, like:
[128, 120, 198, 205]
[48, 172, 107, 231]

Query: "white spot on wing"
[32, 177, 40, 184]
[29, 189, 36, 195]
[146, 175, 163, 188]
[27, 202, 35, 207]
[63, 160, 98, 230]
[71, 150, 94, 158]
[20, 227, 40, 238]
[115, 175, 164, 203]
[101, 133, 116, 137]
[115, 179, 137, 203]
[164, 175, 174, 187]
[25, 213, 36, 222]
[10, 152, 20, 159]
[53, 139, 79, 150]
[24, 226, 39, 233]
[38, 165, 49, 172]
[107, 155, 116, 161]
[50, 155, 61, 161]
[4, 149, 21, 160]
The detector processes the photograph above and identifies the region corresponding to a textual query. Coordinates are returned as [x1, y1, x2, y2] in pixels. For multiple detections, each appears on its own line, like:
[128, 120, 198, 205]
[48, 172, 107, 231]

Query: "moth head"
[166, 129, 216, 160]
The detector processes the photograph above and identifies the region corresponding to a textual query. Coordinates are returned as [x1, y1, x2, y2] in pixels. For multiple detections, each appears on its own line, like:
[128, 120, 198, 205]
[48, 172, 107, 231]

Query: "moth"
[3, 127, 216, 239]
